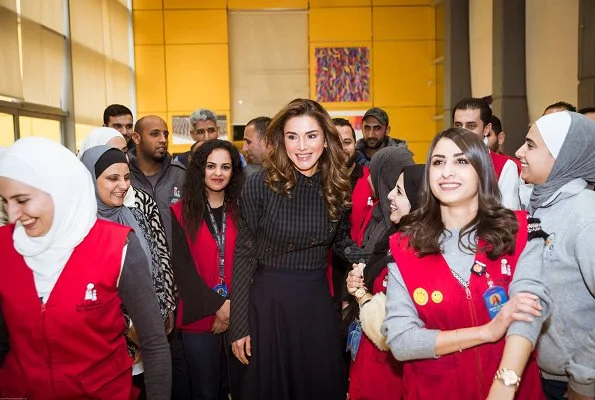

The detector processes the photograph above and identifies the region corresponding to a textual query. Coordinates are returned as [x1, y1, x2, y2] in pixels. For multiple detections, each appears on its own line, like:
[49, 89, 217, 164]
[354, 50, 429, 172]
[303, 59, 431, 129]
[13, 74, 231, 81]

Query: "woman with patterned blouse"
[81, 145, 175, 397]
[229, 98, 368, 400]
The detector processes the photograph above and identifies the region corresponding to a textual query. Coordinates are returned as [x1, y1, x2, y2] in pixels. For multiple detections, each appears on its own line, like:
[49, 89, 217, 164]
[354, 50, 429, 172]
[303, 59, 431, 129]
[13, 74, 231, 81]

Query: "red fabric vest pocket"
[74, 348, 132, 398]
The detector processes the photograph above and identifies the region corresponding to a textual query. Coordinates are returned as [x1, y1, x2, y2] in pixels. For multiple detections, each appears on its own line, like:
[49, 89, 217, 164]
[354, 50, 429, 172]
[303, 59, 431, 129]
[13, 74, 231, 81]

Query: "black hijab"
[363, 164, 425, 289]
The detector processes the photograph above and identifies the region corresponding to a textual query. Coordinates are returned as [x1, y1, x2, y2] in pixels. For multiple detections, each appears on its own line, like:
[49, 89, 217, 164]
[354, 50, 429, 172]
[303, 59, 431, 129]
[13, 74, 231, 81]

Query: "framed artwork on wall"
[314, 47, 370, 104]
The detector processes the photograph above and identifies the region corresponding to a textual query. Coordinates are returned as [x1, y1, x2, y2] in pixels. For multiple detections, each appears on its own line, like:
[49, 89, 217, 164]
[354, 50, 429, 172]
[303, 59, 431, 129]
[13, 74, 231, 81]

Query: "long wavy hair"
[399, 128, 518, 259]
[181, 139, 245, 241]
[264, 98, 351, 221]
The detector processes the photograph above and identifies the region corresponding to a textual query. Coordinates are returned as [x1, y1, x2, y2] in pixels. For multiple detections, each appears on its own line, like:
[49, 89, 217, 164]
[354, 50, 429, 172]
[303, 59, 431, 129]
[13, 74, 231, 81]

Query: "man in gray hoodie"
[129, 115, 186, 249]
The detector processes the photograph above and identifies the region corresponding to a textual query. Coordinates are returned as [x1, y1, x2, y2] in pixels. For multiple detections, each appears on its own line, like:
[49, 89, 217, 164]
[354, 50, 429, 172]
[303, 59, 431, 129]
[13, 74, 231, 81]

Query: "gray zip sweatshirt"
[531, 178, 595, 397]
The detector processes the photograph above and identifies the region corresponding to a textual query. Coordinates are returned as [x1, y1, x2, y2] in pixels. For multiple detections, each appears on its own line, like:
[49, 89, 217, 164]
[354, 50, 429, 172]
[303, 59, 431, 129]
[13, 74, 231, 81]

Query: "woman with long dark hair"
[170, 139, 245, 399]
[383, 128, 550, 399]
[229, 99, 367, 399]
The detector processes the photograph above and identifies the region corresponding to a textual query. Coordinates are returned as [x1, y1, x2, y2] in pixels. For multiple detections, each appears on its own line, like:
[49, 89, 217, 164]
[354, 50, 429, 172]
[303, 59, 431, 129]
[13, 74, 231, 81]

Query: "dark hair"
[578, 106, 595, 115]
[103, 104, 132, 125]
[399, 128, 518, 259]
[490, 115, 503, 134]
[543, 101, 576, 114]
[245, 116, 272, 141]
[332, 118, 356, 141]
[265, 99, 351, 221]
[181, 139, 245, 241]
[452, 97, 492, 127]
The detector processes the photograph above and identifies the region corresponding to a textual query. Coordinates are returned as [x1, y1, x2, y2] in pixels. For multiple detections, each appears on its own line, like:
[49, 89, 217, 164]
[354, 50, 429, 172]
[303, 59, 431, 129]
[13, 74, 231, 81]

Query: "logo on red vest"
[76, 282, 104, 312]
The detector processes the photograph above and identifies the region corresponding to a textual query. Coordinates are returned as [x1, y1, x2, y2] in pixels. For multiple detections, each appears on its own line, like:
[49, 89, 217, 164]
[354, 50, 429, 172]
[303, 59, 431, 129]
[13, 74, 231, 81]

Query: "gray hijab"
[528, 112, 595, 213]
[362, 146, 414, 252]
[81, 145, 153, 269]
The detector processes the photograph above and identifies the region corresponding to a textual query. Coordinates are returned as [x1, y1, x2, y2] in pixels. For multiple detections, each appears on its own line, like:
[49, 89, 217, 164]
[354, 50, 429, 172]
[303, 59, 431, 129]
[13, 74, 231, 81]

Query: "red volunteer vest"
[351, 166, 376, 245]
[171, 202, 236, 333]
[389, 211, 543, 400]
[349, 267, 404, 400]
[0, 220, 134, 399]
[490, 151, 521, 179]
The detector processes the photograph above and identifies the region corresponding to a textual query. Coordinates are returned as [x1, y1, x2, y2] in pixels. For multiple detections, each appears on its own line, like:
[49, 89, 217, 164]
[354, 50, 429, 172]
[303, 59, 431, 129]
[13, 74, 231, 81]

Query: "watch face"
[502, 370, 519, 386]
[354, 288, 366, 299]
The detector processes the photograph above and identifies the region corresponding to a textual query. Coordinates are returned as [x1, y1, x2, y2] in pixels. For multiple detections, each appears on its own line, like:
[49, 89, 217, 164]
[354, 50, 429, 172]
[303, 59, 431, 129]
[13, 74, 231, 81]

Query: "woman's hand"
[346, 263, 366, 296]
[232, 335, 251, 365]
[216, 300, 230, 324]
[211, 299, 230, 334]
[482, 292, 542, 343]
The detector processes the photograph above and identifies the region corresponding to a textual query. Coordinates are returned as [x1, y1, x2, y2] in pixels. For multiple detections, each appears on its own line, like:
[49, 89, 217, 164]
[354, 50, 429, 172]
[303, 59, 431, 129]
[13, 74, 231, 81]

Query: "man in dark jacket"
[129, 115, 186, 248]
[355, 107, 412, 166]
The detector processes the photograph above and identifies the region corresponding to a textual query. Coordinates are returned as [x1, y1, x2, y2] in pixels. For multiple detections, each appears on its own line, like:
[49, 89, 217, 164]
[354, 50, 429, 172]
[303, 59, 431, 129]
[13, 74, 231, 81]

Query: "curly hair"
[399, 128, 518, 259]
[181, 139, 245, 241]
[264, 98, 351, 221]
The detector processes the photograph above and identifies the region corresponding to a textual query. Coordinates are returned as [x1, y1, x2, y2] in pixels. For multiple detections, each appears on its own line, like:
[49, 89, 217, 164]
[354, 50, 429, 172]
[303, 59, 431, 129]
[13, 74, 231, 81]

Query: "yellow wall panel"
[133, 0, 163, 10]
[135, 45, 167, 112]
[228, 0, 308, 8]
[373, 6, 434, 40]
[406, 140, 431, 163]
[382, 104, 436, 142]
[163, 0, 226, 9]
[165, 44, 230, 112]
[164, 10, 227, 44]
[372, 0, 431, 5]
[133, 11, 164, 45]
[382, 106, 437, 143]
[310, 0, 370, 7]
[309, 8, 371, 42]
[373, 41, 434, 106]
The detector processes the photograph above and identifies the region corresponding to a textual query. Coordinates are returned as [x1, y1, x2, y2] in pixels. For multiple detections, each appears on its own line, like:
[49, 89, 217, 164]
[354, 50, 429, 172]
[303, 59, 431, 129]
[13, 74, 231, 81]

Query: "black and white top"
[229, 170, 368, 341]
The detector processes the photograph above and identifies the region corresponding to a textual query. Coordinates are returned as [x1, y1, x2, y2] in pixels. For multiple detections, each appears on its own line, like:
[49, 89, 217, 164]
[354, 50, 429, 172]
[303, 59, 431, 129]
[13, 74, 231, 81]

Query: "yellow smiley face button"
[431, 290, 443, 304]
[413, 288, 428, 306]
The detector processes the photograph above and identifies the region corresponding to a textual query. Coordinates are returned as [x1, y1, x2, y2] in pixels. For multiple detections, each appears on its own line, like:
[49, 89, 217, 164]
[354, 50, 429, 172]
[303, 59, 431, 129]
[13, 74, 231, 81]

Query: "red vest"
[0, 220, 134, 399]
[351, 166, 376, 245]
[349, 267, 404, 400]
[171, 202, 236, 333]
[389, 211, 543, 400]
[490, 151, 521, 179]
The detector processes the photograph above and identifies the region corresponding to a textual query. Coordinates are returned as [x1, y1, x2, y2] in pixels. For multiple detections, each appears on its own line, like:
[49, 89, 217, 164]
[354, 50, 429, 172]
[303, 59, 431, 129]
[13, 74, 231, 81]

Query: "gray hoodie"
[129, 153, 186, 249]
[532, 178, 595, 396]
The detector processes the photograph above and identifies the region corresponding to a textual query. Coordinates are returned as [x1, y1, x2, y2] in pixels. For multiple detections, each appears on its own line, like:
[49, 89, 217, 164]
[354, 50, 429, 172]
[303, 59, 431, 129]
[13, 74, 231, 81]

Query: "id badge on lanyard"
[472, 260, 509, 319]
[207, 203, 228, 298]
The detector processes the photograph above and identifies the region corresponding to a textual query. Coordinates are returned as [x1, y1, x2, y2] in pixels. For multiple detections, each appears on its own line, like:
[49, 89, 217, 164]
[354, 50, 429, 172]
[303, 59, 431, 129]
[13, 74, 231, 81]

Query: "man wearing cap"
[355, 107, 412, 166]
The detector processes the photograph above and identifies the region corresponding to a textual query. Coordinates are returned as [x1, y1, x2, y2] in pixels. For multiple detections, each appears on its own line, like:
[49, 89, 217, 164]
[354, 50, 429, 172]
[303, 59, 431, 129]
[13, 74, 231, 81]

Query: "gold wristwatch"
[494, 368, 521, 390]
[354, 287, 368, 300]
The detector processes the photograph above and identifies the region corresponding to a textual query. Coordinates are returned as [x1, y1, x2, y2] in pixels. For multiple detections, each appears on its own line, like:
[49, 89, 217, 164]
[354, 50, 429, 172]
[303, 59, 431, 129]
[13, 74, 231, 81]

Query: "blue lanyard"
[205, 202, 227, 279]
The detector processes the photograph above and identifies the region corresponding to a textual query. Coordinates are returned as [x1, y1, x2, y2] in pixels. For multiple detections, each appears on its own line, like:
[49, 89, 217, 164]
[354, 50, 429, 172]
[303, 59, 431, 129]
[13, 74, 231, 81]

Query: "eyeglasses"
[194, 127, 217, 135]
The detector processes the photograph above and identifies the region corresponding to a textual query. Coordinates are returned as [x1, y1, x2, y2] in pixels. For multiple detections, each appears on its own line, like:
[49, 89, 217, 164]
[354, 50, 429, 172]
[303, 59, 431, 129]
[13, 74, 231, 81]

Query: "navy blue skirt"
[241, 268, 346, 400]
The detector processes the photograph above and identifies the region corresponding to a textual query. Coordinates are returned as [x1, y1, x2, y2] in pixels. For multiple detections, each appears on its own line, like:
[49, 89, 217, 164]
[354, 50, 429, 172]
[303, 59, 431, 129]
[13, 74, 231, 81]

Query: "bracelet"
[455, 329, 462, 352]
[359, 298, 372, 308]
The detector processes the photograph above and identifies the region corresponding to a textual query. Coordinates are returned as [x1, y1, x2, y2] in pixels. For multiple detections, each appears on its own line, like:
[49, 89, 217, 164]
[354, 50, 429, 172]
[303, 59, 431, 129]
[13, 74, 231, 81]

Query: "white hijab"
[77, 127, 125, 159]
[77, 127, 136, 207]
[0, 137, 97, 302]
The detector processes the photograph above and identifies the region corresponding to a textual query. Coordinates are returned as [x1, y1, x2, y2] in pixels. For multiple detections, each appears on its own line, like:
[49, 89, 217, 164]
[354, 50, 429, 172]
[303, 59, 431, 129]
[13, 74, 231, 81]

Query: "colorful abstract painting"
[315, 47, 370, 103]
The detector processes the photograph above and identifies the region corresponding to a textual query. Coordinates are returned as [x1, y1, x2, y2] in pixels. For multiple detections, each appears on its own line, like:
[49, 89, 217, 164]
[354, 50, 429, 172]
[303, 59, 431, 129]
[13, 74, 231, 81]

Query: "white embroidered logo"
[84, 283, 97, 301]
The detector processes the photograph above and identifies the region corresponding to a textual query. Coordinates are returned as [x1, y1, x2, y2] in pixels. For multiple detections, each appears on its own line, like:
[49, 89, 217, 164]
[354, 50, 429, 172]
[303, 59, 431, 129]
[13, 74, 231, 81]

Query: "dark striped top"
[229, 169, 368, 341]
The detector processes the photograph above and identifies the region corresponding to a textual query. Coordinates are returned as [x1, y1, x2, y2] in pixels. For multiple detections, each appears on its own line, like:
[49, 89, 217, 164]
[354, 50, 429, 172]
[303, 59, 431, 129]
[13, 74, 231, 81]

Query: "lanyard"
[206, 202, 227, 280]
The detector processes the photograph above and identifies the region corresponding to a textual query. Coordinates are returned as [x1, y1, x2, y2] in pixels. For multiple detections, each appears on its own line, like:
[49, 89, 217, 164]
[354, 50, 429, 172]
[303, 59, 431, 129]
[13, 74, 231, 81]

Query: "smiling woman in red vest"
[382, 129, 552, 400]
[170, 139, 245, 399]
[0, 137, 171, 399]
